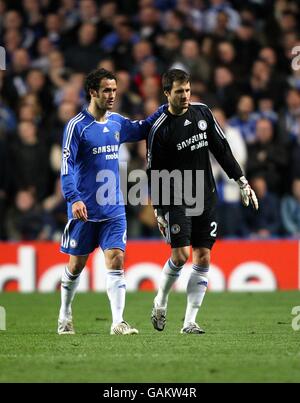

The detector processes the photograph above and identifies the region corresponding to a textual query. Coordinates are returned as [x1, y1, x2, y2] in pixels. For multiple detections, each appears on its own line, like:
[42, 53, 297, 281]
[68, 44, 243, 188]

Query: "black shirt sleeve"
[205, 107, 243, 181]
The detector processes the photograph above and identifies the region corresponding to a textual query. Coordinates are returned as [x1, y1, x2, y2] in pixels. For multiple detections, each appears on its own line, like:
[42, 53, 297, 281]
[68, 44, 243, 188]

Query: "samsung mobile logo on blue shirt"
[93, 145, 119, 154]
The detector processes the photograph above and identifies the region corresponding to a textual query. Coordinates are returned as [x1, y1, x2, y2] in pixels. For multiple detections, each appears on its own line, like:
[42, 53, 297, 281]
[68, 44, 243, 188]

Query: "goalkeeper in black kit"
[148, 69, 258, 334]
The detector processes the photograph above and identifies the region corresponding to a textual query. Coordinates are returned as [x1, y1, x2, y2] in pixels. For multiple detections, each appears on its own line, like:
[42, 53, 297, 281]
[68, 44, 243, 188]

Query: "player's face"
[166, 80, 191, 113]
[94, 78, 117, 110]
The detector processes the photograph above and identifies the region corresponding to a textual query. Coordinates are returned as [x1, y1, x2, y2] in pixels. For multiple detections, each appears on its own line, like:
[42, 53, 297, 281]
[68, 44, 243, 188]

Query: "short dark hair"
[162, 69, 190, 92]
[84, 68, 117, 101]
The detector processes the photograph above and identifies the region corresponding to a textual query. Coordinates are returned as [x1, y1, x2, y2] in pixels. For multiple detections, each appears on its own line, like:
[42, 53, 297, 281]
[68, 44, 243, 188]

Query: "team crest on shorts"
[114, 131, 120, 142]
[198, 120, 207, 131]
[70, 239, 77, 248]
[171, 224, 181, 234]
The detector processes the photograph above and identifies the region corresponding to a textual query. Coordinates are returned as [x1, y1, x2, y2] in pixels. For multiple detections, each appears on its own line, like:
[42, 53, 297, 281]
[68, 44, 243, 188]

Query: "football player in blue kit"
[58, 68, 163, 335]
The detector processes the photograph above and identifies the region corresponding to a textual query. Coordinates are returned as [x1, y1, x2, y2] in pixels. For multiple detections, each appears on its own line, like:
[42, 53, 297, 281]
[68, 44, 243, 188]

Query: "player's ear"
[90, 89, 97, 98]
[164, 90, 170, 98]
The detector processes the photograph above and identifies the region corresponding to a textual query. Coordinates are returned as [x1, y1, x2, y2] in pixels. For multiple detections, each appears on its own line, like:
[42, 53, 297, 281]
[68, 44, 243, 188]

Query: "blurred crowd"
[0, 0, 300, 241]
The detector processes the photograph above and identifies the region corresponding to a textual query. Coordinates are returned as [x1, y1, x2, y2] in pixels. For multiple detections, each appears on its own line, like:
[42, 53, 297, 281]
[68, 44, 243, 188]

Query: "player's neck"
[168, 105, 188, 116]
[87, 105, 107, 122]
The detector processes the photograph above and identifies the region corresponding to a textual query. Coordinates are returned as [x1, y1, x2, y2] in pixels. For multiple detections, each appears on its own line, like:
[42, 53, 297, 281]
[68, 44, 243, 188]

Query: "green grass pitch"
[0, 291, 299, 383]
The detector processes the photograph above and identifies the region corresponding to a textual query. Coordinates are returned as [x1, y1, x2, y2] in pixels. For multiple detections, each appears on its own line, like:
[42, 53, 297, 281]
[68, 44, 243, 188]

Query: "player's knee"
[197, 252, 210, 267]
[68, 262, 85, 274]
[108, 253, 124, 270]
[172, 251, 189, 267]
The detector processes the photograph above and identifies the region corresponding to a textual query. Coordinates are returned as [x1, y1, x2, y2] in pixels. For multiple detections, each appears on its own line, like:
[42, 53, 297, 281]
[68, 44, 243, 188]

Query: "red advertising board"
[0, 240, 299, 292]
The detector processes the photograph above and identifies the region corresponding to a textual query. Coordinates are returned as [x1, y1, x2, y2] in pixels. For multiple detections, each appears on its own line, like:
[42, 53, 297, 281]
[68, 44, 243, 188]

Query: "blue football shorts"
[60, 215, 127, 256]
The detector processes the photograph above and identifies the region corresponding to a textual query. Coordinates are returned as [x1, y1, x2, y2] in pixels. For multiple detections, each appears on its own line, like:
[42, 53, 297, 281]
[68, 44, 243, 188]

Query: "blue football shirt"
[61, 108, 164, 221]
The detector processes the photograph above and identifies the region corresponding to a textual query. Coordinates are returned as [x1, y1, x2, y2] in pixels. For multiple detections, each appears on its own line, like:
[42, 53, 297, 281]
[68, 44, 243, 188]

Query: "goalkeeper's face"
[94, 78, 117, 111]
[165, 80, 191, 114]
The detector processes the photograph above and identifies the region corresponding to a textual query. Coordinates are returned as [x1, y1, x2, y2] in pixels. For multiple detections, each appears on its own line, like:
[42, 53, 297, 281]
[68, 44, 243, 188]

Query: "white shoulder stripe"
[66, 113, 85, 149]
[212, 116, 226, 139]
[190, 102, 208, 107]
[148, 113, 168, 167]
[62, 113, 85, 175]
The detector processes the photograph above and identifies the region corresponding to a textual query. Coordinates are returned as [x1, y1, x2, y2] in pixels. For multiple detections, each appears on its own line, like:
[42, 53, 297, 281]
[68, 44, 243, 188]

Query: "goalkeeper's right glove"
[237, 176, 259, 210]
[154, 208, 168, 238]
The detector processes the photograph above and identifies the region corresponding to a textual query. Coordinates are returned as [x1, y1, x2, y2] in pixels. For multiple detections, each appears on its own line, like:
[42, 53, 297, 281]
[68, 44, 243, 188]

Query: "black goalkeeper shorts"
[163, 205, 218, 249]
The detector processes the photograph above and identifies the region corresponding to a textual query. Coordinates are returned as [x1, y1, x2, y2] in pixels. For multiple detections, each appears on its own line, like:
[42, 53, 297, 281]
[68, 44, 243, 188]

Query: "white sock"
[155, 258, 183, 309]
[183, 264, 209, 328]
[106, 270, 126, 326]
[59, 266, 80, 320]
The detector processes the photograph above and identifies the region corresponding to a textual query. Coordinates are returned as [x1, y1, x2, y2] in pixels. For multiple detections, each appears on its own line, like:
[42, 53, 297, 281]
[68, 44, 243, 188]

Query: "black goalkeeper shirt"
[147, 102, 243, 210]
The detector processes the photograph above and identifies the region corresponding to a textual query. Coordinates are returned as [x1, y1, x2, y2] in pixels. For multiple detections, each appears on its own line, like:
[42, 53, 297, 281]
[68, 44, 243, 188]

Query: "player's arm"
[206, 107, 259, 210]
[117, 105, 166, 143]
[61, 121, 88, 221]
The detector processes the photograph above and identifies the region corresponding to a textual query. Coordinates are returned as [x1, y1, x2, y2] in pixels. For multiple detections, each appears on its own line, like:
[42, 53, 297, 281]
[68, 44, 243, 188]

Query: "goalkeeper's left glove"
[154, 208, 168, 239]
[237, 176, 259, 210]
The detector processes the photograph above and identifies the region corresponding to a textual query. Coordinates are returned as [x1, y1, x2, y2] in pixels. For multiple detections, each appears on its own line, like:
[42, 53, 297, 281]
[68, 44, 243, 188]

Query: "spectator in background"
[42, 178, 67, 241]
[233, 20, 260, 76]
[9, 121, 50, 201]
[64, 22, 103, 73]
[47, 50, 72, 95]
[25, 68, 53, 114]
[162, 9, 195, 39]
[210, 10, 235, 43]
[244, 59, 287, 109]
[0, 136, 8, 240]
[247, 118, 288, 194]
[213, 66, 239, 118]
[2, 48, 31, 109]
[156, 30, 182, 68]
[3, 28, 22, 62]
[243, 176, 281, 239]
[44, 13, 63, 47]
[97, 57, 116, 73]
[5, 188, 54, 241]
[32, 37, 55, 72]
[0, 95, 17, 135]
[3, 9, 35, 50]
[140, 75, 163, 103]
[278, 88, 300, 144]
[114, 70, 142, 117]
[22, 0, 45, 41]
[58, 0, 80, 33]
[133, 56, 161, 98]
[137, 5, 162, 43]
[253, 94, 278, 126]
[229, 95, 257, 143]
[281, 179, 300, 238]
[18, 93, 42, 126]
[98, 1, 118, 39]
[172, 39, 211, 83]
[215, 41, 240, 77]
[101, 16, 140, 70]
[131, 39, 153, 74]
[204, 0, 240, 33]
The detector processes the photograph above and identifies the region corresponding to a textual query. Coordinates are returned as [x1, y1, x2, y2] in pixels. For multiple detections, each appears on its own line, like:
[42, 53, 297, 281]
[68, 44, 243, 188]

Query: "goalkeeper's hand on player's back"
[237, 176, 259, 210]
[72, 201, 88, 221]
[154, 208, 168, 238]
